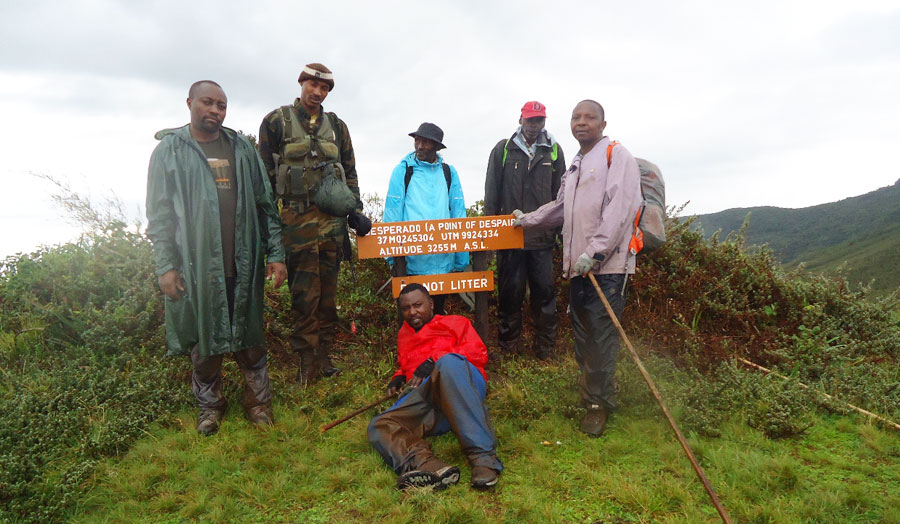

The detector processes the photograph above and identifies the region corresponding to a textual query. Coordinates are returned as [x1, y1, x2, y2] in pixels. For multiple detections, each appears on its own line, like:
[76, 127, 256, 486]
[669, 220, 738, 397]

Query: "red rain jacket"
[393, 314, 488, 382]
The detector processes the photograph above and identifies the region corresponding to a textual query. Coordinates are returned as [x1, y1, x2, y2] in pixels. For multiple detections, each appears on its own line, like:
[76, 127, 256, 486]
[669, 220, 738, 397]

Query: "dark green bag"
[312, 163, 356, 217]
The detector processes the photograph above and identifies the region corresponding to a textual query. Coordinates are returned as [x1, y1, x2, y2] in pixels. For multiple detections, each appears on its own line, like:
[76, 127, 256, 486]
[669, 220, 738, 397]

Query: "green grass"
[70, 350, 900, 524]
[6, 194, 900, 522]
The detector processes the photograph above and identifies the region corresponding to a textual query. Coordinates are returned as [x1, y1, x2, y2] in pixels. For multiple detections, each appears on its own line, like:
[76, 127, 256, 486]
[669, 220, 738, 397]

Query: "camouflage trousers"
[282, 204, 344, 357]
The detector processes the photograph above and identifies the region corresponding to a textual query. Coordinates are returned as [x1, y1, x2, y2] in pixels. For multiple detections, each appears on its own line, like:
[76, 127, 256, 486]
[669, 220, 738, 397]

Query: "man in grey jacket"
[484, 101, 566, 359]
[513, 100, 641, 437]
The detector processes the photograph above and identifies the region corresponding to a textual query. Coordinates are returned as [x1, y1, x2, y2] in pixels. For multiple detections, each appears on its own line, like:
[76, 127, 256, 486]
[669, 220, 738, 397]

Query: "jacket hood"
[404, 151, 444, 168]
[154, 124, 238, 143]
[512, 127, 556, 148]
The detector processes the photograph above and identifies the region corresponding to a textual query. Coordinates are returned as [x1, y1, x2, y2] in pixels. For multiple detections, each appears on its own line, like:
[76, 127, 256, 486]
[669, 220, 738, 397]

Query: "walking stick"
[587, 273, 733, 524]
[737, 357, 900, 433]
[320, 391, 397, 433]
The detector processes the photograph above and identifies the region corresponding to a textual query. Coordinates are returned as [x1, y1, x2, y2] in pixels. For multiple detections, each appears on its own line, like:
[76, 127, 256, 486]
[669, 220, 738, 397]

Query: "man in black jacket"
[483, 101, 566, 359]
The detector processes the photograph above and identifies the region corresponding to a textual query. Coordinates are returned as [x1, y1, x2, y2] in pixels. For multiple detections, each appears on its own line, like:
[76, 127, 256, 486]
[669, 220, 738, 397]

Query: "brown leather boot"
[418, 457, 460, 490]
[470, 466, 500, 489]
[196, 408, 224, 436]
[579, 404, 608, 437]
[245, 405, 274, 427]
[317, 353, 341, 378]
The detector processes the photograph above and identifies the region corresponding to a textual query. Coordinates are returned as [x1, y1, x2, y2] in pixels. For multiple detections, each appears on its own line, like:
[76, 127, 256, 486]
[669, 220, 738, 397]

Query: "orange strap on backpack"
[606, 140, 645, 256]
[606, 141, 619, 168]
[629, 206, 644, 255]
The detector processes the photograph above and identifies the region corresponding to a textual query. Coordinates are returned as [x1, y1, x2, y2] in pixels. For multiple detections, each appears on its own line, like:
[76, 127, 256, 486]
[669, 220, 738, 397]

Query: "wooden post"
[473, 251, 489, 341]
[392, 257, 407, 327]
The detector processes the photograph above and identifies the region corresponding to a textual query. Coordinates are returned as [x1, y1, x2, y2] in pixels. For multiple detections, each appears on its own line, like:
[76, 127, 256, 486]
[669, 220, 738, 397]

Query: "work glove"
[348, 211, 372, 237]
[386, 375, 406, 396]
[511, 209, 525, 228]
[573, 253, 597, 276]
[413, 357, 436, 379]
[406, 357, 436, 389]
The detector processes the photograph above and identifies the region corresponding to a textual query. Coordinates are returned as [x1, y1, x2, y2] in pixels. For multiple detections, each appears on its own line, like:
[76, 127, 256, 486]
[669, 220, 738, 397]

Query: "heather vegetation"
[2, 192, 899, 523]
[690, 178, 900, 296]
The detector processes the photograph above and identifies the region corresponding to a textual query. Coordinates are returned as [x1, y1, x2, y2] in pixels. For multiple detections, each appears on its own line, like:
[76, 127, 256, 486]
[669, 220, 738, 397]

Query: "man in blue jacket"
[383, 123, 468, 314]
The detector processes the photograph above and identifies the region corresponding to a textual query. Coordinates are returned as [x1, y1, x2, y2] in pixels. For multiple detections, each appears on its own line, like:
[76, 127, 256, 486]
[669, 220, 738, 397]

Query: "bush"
[0, 225, 187, 523]
[632, 211, 900, 437]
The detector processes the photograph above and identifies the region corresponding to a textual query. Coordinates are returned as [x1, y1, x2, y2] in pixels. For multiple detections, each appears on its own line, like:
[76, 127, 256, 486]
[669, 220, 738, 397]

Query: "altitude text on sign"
[391, 271, 494, 298]
[357, 215, 523, 259]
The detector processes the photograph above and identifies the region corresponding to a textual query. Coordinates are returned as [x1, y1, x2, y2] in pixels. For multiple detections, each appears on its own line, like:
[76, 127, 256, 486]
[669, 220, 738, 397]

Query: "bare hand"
[158, 270, 184, 299]
[267, 262, 288, 288]
[407, 375, 424, 389]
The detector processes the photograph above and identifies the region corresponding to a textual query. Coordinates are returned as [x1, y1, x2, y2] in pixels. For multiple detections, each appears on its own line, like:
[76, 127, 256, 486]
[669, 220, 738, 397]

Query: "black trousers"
[496, 248, 557, 351]
[569, 274, 626, 411]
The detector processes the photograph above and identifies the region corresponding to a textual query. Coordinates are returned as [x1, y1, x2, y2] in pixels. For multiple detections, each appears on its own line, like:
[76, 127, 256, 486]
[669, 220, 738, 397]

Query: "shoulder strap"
[325, 112, 341, 147]
[279, 105, 294, 140]
[551, 143, 558, 162]
[404, 164, 414, 192]
[501, 139, 511, 166]
[442, 163, 451, 190]
[405, 163, 451, 192]
[606, 140, 619, 168]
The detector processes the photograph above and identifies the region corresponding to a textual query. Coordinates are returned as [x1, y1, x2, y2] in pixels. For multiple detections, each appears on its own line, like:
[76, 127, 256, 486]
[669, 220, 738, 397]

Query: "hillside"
[3, 199, 900, 523]
[690, 179, 900, 294]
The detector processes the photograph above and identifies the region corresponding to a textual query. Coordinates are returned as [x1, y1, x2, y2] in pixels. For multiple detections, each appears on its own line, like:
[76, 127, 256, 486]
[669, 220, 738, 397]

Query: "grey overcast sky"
[1, 0, 899, 257]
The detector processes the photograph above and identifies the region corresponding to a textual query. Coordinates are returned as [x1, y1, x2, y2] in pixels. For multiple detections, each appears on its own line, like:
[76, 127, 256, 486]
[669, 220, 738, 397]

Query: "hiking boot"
[419, 457, 460, 490]
[498, 339, 522, 355]
[245, 405, 274, 427]
[318, 355, 341, 378]
[196, 409, 223, 436]
[533, 345, 553, 361]
[579, 404, 608, 437]
[470, 466, 500, 490]
[397, 470, 441, 491]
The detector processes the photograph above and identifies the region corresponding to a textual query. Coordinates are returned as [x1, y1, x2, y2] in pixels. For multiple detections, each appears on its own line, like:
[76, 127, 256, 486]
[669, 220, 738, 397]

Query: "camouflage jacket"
[258, 99, 360, 210]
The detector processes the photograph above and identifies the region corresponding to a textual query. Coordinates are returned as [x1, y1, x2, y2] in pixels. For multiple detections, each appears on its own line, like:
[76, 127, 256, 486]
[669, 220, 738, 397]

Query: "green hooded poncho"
[146, 125, 285, 357]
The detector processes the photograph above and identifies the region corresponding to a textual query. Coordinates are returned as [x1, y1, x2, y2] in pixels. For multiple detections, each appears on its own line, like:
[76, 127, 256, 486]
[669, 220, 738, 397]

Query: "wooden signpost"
[357, 216, 523, 260]
[389, 271, 494, 298]
[358, 215, 522, 338]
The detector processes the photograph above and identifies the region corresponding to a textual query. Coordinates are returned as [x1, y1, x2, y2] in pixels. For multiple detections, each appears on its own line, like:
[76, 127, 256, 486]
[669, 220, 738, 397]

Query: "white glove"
[512, 209, 525, 227]
[573, 253, 596, 276]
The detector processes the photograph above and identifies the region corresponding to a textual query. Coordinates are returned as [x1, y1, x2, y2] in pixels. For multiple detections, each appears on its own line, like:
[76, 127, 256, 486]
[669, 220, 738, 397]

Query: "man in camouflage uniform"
[258, 63, 371, 387]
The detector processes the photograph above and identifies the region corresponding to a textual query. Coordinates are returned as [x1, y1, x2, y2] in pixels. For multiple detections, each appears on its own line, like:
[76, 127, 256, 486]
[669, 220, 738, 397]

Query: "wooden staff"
[737, 357, 900, 433]
[587, 273, 733, 524]
[320, 392, 397, 433]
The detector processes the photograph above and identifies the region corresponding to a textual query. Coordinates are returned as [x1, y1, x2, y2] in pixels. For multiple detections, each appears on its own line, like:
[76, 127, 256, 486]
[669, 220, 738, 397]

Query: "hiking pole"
[586, 273, 733, 524]
[737, 357, 900, 433]
[320, 391, 397, 433]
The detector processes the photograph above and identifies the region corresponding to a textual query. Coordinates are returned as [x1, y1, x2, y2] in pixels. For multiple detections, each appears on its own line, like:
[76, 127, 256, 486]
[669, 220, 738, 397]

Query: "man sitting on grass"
[368, 284, 503, 490]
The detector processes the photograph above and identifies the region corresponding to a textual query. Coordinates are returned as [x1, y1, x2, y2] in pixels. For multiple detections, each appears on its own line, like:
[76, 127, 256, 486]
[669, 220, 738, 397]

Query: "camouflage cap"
[298, 63, 334, 91]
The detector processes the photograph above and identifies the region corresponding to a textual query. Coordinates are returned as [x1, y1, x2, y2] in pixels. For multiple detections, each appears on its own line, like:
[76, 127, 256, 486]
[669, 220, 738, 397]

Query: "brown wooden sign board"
[391, 271, 494, 298]
[357, 215, 523, 260]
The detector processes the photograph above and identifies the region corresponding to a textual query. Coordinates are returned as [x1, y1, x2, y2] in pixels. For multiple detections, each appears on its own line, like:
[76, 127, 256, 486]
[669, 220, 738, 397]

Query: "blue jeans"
[368, 354, 503, 474]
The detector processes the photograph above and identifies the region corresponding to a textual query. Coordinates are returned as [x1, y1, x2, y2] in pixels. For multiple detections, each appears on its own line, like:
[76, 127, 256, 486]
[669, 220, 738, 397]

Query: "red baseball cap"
[521, 101, 547, 119]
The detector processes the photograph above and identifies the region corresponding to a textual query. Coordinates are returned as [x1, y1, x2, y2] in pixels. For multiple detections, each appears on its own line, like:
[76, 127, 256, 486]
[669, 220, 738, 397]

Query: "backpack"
[606, 142, 666, 255]
[404, 162, 453, 211]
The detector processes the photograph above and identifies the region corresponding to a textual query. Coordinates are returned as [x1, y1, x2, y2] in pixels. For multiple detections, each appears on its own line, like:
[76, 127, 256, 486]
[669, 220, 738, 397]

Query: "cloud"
[2, 0, 900, 255]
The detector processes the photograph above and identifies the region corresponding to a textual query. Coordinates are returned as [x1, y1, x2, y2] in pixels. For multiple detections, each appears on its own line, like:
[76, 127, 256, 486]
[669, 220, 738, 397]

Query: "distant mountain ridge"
[689, 179, 900, 295]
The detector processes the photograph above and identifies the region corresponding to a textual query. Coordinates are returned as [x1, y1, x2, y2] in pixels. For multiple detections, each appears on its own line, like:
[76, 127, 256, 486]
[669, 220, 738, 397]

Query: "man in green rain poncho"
[146, 80, 287, 436]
